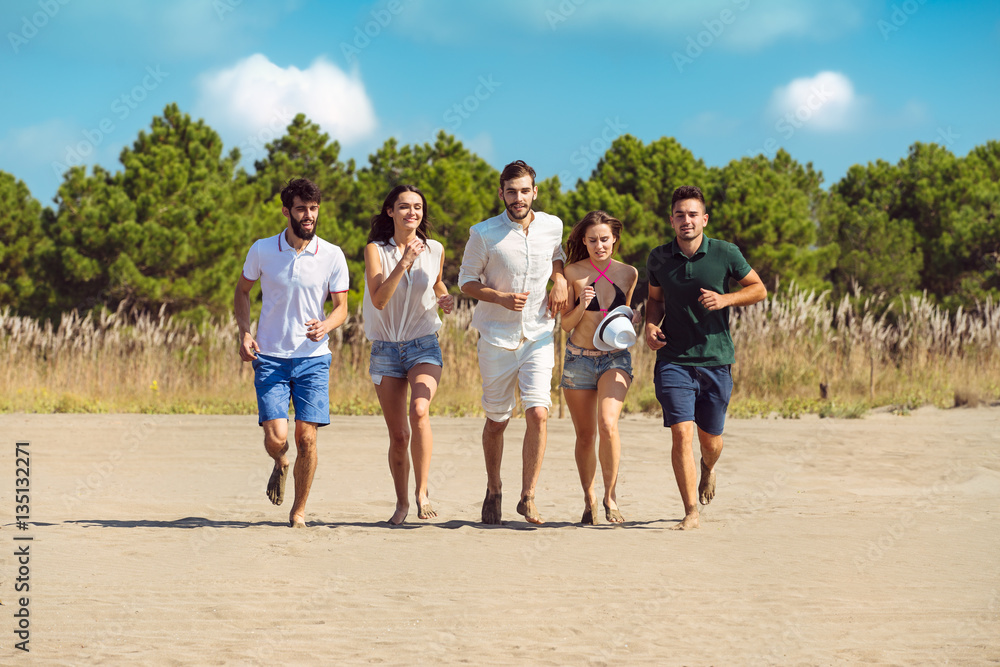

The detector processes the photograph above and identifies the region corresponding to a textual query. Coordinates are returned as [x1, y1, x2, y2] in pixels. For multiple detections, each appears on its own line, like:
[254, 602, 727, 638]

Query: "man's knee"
[262, 419, 288, 448]
[697, 428, 724, 450]
[525, 406, 548, 426]
[484, 417, 509, 436]
[669, 421, 694, 447]
[294, 422, 318, 450]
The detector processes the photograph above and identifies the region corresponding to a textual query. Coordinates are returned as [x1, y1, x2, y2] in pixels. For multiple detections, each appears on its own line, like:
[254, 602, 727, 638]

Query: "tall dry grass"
[1, 285, 997, 417]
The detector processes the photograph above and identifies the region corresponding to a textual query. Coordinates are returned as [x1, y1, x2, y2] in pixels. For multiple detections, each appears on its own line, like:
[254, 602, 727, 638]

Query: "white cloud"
[767, 71, 861, 131]
[194, 54, 377, 146]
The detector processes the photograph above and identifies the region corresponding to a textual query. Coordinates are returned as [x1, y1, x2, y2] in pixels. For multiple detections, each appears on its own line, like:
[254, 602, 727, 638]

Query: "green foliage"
[0, 172, 49, 314]
[820, 141, 1000, 307]
[709, 151, 836, 291]
[589, 135, 710, 221]
[5, 105, 998, 324]
[45, 104, 254, 320]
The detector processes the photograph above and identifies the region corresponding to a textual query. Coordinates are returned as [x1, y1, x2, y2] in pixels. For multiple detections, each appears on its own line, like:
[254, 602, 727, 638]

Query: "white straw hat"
[593, 305, 636, 351]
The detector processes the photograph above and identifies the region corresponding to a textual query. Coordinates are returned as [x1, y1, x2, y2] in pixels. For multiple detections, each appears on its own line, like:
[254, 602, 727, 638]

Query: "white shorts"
[477, 333, 555, 422]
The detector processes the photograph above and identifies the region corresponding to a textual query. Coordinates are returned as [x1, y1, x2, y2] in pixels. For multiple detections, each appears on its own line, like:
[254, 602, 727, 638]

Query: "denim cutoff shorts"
[559, 342, 633, 391]
[369, 334, 443, 385]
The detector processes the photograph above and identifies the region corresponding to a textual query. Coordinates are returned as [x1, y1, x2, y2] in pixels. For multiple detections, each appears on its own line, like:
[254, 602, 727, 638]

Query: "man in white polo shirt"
[459, 160, 568, 525]
[234, 178, 349, 528]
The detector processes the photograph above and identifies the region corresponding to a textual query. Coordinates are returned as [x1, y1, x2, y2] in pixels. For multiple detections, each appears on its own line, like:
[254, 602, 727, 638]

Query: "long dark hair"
[565, 210, 623, 264]
[367, 185, 432, 245]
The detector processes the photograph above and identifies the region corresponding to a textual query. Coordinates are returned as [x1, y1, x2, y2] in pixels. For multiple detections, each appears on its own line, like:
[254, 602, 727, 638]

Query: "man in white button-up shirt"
[234, 178, 349, 528]
[459, 160, 568, 525]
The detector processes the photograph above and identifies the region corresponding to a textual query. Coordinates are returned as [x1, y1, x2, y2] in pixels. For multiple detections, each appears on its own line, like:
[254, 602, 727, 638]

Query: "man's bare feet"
[670, 511, 700, 530]
[388, 504, 408, 526]
[266, 463, 289, 506]
[289, 510, 306, 528]
[516, 494, 543, 525]
[604, 501, 625, 524]
[698, 459, 716, 505]
[481, 491, 502, 524]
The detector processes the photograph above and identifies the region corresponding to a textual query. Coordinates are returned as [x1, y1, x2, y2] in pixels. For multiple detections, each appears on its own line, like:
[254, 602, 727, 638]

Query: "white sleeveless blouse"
[363, 238, 444, 342]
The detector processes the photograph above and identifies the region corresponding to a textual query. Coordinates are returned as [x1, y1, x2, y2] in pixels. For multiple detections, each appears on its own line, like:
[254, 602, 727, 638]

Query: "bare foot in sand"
[388, 504, 408, 526]
[417, 498, 436, 520]
[289, 510, 306, 528]
[481, 491, 502, 524]
[699, 459, 716, 505]
[604, 500, 624, 524]
[516, 495, 543, 525]
[581, 499, 599, 526]
[670, 511, 700, 530]
[266, 463, 289, 506]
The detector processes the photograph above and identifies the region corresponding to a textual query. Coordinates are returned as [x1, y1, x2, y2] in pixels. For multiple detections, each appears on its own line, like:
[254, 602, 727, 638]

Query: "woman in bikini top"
[577, 263, 628, 318]
[559, 210, 639, 526]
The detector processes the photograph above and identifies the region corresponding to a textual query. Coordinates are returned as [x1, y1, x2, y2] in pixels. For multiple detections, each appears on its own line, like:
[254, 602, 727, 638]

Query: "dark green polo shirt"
[646, 236, 752, 366]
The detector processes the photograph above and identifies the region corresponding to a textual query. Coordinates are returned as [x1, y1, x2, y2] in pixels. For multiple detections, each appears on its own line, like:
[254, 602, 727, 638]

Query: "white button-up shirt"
[458, 210, 566, 349]
[241, 232, 350, 358]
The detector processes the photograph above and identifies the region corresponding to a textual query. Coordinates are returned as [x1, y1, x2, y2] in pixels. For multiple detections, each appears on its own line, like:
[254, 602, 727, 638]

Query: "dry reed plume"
[1, 285, 997, 417]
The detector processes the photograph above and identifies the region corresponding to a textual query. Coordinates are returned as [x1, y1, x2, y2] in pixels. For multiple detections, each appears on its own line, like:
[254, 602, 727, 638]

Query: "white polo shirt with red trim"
[241, 231, 350, 358]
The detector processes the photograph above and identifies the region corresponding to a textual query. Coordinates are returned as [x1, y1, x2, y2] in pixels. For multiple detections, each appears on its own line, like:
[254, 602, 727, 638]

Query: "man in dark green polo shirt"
[644, 185, 766, 530]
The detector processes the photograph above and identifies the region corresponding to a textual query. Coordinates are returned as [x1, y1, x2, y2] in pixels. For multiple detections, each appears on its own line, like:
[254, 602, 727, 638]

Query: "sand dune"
[3, 407, 998, 664]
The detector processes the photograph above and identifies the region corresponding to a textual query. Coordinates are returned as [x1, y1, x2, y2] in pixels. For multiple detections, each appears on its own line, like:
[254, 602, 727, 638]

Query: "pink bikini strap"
[588, 260, 613, 317]
[589, 259, 616, 287]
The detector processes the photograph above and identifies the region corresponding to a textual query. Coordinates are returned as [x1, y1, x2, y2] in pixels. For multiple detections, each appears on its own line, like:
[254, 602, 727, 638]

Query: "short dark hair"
[499, 160, 536, 190]
[368, 185, 432, 245]
[670, 185, 705, 211]
[565, 210, 623, 264]
[280, 178, 322, 209]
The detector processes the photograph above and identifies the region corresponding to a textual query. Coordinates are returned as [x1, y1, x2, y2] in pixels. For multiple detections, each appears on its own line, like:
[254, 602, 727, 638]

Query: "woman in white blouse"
[363, 185, 454, 525]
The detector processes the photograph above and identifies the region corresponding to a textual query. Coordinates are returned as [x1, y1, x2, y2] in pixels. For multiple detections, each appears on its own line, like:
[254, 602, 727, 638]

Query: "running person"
[560, 211, 638, 525]
[645, 185, 766, 530]
[235, 178, 349, 528]
[364, 185, 454, 525]
[459, 160, 568, 525]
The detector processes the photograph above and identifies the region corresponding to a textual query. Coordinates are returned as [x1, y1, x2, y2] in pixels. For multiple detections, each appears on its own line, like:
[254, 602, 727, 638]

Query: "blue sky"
[2, 0, 998, 207]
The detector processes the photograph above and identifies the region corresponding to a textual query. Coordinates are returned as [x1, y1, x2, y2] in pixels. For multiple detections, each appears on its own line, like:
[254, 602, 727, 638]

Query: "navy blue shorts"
[653, 361, 733, 435]
[252, 353, 331, 426]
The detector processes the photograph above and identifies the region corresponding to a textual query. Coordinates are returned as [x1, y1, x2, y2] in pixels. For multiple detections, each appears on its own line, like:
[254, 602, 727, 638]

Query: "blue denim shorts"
[559, 343, 633, 391]
[369, 334, 443, 385]
[653, 361, 733, 435]
[252, 353, 331, 426]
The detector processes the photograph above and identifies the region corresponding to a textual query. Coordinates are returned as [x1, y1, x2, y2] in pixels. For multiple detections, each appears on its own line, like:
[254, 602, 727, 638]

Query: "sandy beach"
[2, 407, 999, 665]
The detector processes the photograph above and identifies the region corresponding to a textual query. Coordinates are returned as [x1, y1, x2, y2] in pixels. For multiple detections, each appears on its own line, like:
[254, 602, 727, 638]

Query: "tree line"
[1, 103, 997, 322]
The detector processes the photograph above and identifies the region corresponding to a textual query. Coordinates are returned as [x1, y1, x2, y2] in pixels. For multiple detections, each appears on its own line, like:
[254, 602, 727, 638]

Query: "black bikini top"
[581, 281, 627, 315]
[575, 261, 627, 316]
